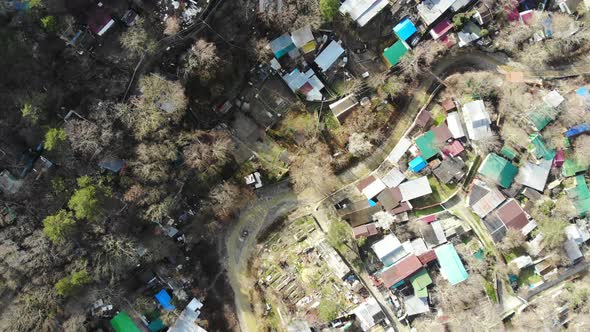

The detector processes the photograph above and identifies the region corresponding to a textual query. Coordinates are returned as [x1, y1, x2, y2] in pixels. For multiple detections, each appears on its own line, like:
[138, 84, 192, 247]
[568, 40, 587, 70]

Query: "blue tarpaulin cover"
[155, 289, 175, 311]
[576, 87, 589, 97]
[409, 156, 427, 173]
[565, 123, 590, 138]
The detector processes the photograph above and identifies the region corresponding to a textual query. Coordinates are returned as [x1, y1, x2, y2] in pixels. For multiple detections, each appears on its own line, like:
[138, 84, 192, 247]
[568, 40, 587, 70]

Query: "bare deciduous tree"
[208, 181, 251, 220]
[476, 133, 502, 154]
[183, 130, 235, 175]
[348, 132, 373, 157]
[163, 16, 180, 36]
[289, 140, 340, 196]
[119, 18, 157, 58]
[498, 228, 525, 253]
[183, 39, 221, 80]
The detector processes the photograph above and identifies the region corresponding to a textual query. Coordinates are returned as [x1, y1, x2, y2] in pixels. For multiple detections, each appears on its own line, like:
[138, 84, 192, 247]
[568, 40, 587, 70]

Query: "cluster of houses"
[267, 25, 348, 102]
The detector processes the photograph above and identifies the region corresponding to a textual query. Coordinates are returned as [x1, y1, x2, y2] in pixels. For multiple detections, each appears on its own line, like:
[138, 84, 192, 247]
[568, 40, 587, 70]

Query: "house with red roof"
[379, 254, 423, 288]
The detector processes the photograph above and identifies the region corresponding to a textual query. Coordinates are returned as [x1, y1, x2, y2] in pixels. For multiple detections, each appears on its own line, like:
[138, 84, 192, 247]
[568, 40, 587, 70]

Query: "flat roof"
[446, 112, 465, 139]
[387, 137, 412, 164]
[399, 176, 432, 201]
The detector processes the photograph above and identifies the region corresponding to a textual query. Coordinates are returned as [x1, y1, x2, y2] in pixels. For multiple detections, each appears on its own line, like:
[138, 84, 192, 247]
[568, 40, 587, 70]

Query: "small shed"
[564, 239, 583, 265]
[330, 95, 359, 120]
[110, 311, 141, 332]
[269, 33, 296, 59]
[543, 90, 565, 108]
[155, 289, 175, 311]
[291, 25, 315, 53]
[430, 19, 453, 40]
[416, 110, 433, 128]
[409, 156, 427, 173]
[565, 123, 590, 138]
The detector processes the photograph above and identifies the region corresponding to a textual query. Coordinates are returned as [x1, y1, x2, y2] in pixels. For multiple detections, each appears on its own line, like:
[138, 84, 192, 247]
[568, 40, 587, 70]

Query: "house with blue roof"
[409, 156, 427, 173]
[269, 33, 296, 59]
[393, 18, 417, 41]
[565, 123, 590, 138]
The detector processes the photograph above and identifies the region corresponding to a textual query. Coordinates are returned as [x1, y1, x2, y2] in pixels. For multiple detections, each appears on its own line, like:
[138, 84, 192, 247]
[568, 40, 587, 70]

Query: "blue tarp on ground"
[409, 156, 427, 173]
[155, 289, 175, 311]
[576, 87, 589, 97]
[565, 123, 590, 138]
[393, 18, 417, 41]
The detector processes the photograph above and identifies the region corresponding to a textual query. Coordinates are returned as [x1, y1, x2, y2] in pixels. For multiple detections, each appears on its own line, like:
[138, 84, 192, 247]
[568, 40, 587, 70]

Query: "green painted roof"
[478, 153, 519, 188]
[527, 106, 555, 131]
[528, 134, 555, 160]
[110, 311, 141, 332]
[568, 175, 590, 216]
[435, 244, 468, 285]
[562, 159, 588, 177]
[500, 146, 518, 160]
[415, 130, 439, 160]
[383, 40, 409, 67]
[409, 268, 432, 298]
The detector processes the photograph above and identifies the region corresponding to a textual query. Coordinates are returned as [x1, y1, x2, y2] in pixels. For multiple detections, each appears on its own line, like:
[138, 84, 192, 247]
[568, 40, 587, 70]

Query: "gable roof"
[469, 180, 506, 218]
[529, 134, 556, 161]
[111, 311, 141, 332]
[565, 123, 590, 138]
[432, 124, 453, 143]
[383, 40, 409, 67]
[270, 33, 296, 58]
[291, 25, 314, 47]
[380, 167, 406, 188]
[564, 239, 583, 263]
[357, 175, 387, 199]
[500, 145, 518, 160]
[441, 140, 465, 158]
[353, 223, 380, 238]
[380, 254, 423, 288]
[430, 19, 453, 39]
[399, 176, 432, 201]
[543, 90, 565, 108]
[433, 156, 465, 184]
[342, 205, 383, 227]
[372, 234, 409, 266]
[387, 137, 412, 163]
[566, 175, 590, 217]
[155, 289, 175, 311]
[495, 199, 531, 231]
[527, 105, 556, 131]
[409, 156, 428, 173]
[393, 17, 417, 41]
[416, 110, 433, 128]
[417, 0, 456, 25]
[435, 244, 468, 285]
[377, 187, 403, 210]
[315, 41, 345, 72]
[415, 131, 439, 160]
[339, 0, 390, 27]
[409, 268, 432, 298]
[462, 100, 492, 140]
[562, 159, 588, 177]
[446, 112, 465, 139]
[478, 153, 518, 188]
[330, 95, 359, 119]
[417, 250, 437, 265]
[515, 160, 552, 192]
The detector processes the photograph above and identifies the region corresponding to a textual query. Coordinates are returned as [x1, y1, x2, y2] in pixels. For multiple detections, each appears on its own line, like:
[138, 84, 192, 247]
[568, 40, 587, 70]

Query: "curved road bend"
[225, 51, 590, 331]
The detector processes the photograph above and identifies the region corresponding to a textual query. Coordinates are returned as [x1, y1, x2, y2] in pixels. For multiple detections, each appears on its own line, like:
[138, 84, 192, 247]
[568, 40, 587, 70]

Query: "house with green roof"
[110, 311, 141, 332]
[415, 130, 439, 160]
[566, 175, 590, 217]
[562, 159, 588, 177]
[383, 40, 409, 67]
[409, 268, 432, 298]
[435, 244, 468, 285]
[527, 106, 556, 131]
[478, 153, 519, 188]
[500, 145, 518, 160]
[528, 134, 556, 161]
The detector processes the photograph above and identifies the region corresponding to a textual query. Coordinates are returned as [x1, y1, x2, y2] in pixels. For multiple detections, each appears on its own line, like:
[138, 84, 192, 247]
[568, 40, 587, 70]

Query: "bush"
[44, 128, 67, 151]
[40, 16, 57, 32]
[318, 299, 338, 321]
[320, 0, 339, 22]
[55, 268, 92, 297]
[43, 210, 76, 244]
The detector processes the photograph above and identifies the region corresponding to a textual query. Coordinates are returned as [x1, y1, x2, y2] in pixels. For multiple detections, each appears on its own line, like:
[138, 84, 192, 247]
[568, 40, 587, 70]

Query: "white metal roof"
[446, 112, 466, 139]
[361, 177, 387, 199]
[329, 95, 359, 118]
[417, 0, 455, 25]
[339, 0, 388, 26]
[462, 100, 492, 141]
[515, 160, 551, 192]
[399, 176, 432, 201]
[387, 137, 412, 164]
[352, 297, 384, 331]
[543, 90, 565, 108]
[380, 167, 406, 188]
[291, 25, 314, 47]
[431, 221, 448, 244]
[315, 41, 345, 72]
[372, 234, 402, 262]
[512, 255, 533, 269]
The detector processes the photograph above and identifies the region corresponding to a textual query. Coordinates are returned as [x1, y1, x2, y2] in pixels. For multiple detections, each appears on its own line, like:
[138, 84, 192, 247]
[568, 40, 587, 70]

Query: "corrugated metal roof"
[462, 100, 492, 141]
[393, 18, 417, 41]
[315, 41, 345, 72]
[435, 244, 468, 285]
[380, 254, 423, 288]
[399, 176, 432, 201]
[387, 137, 412, 164]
